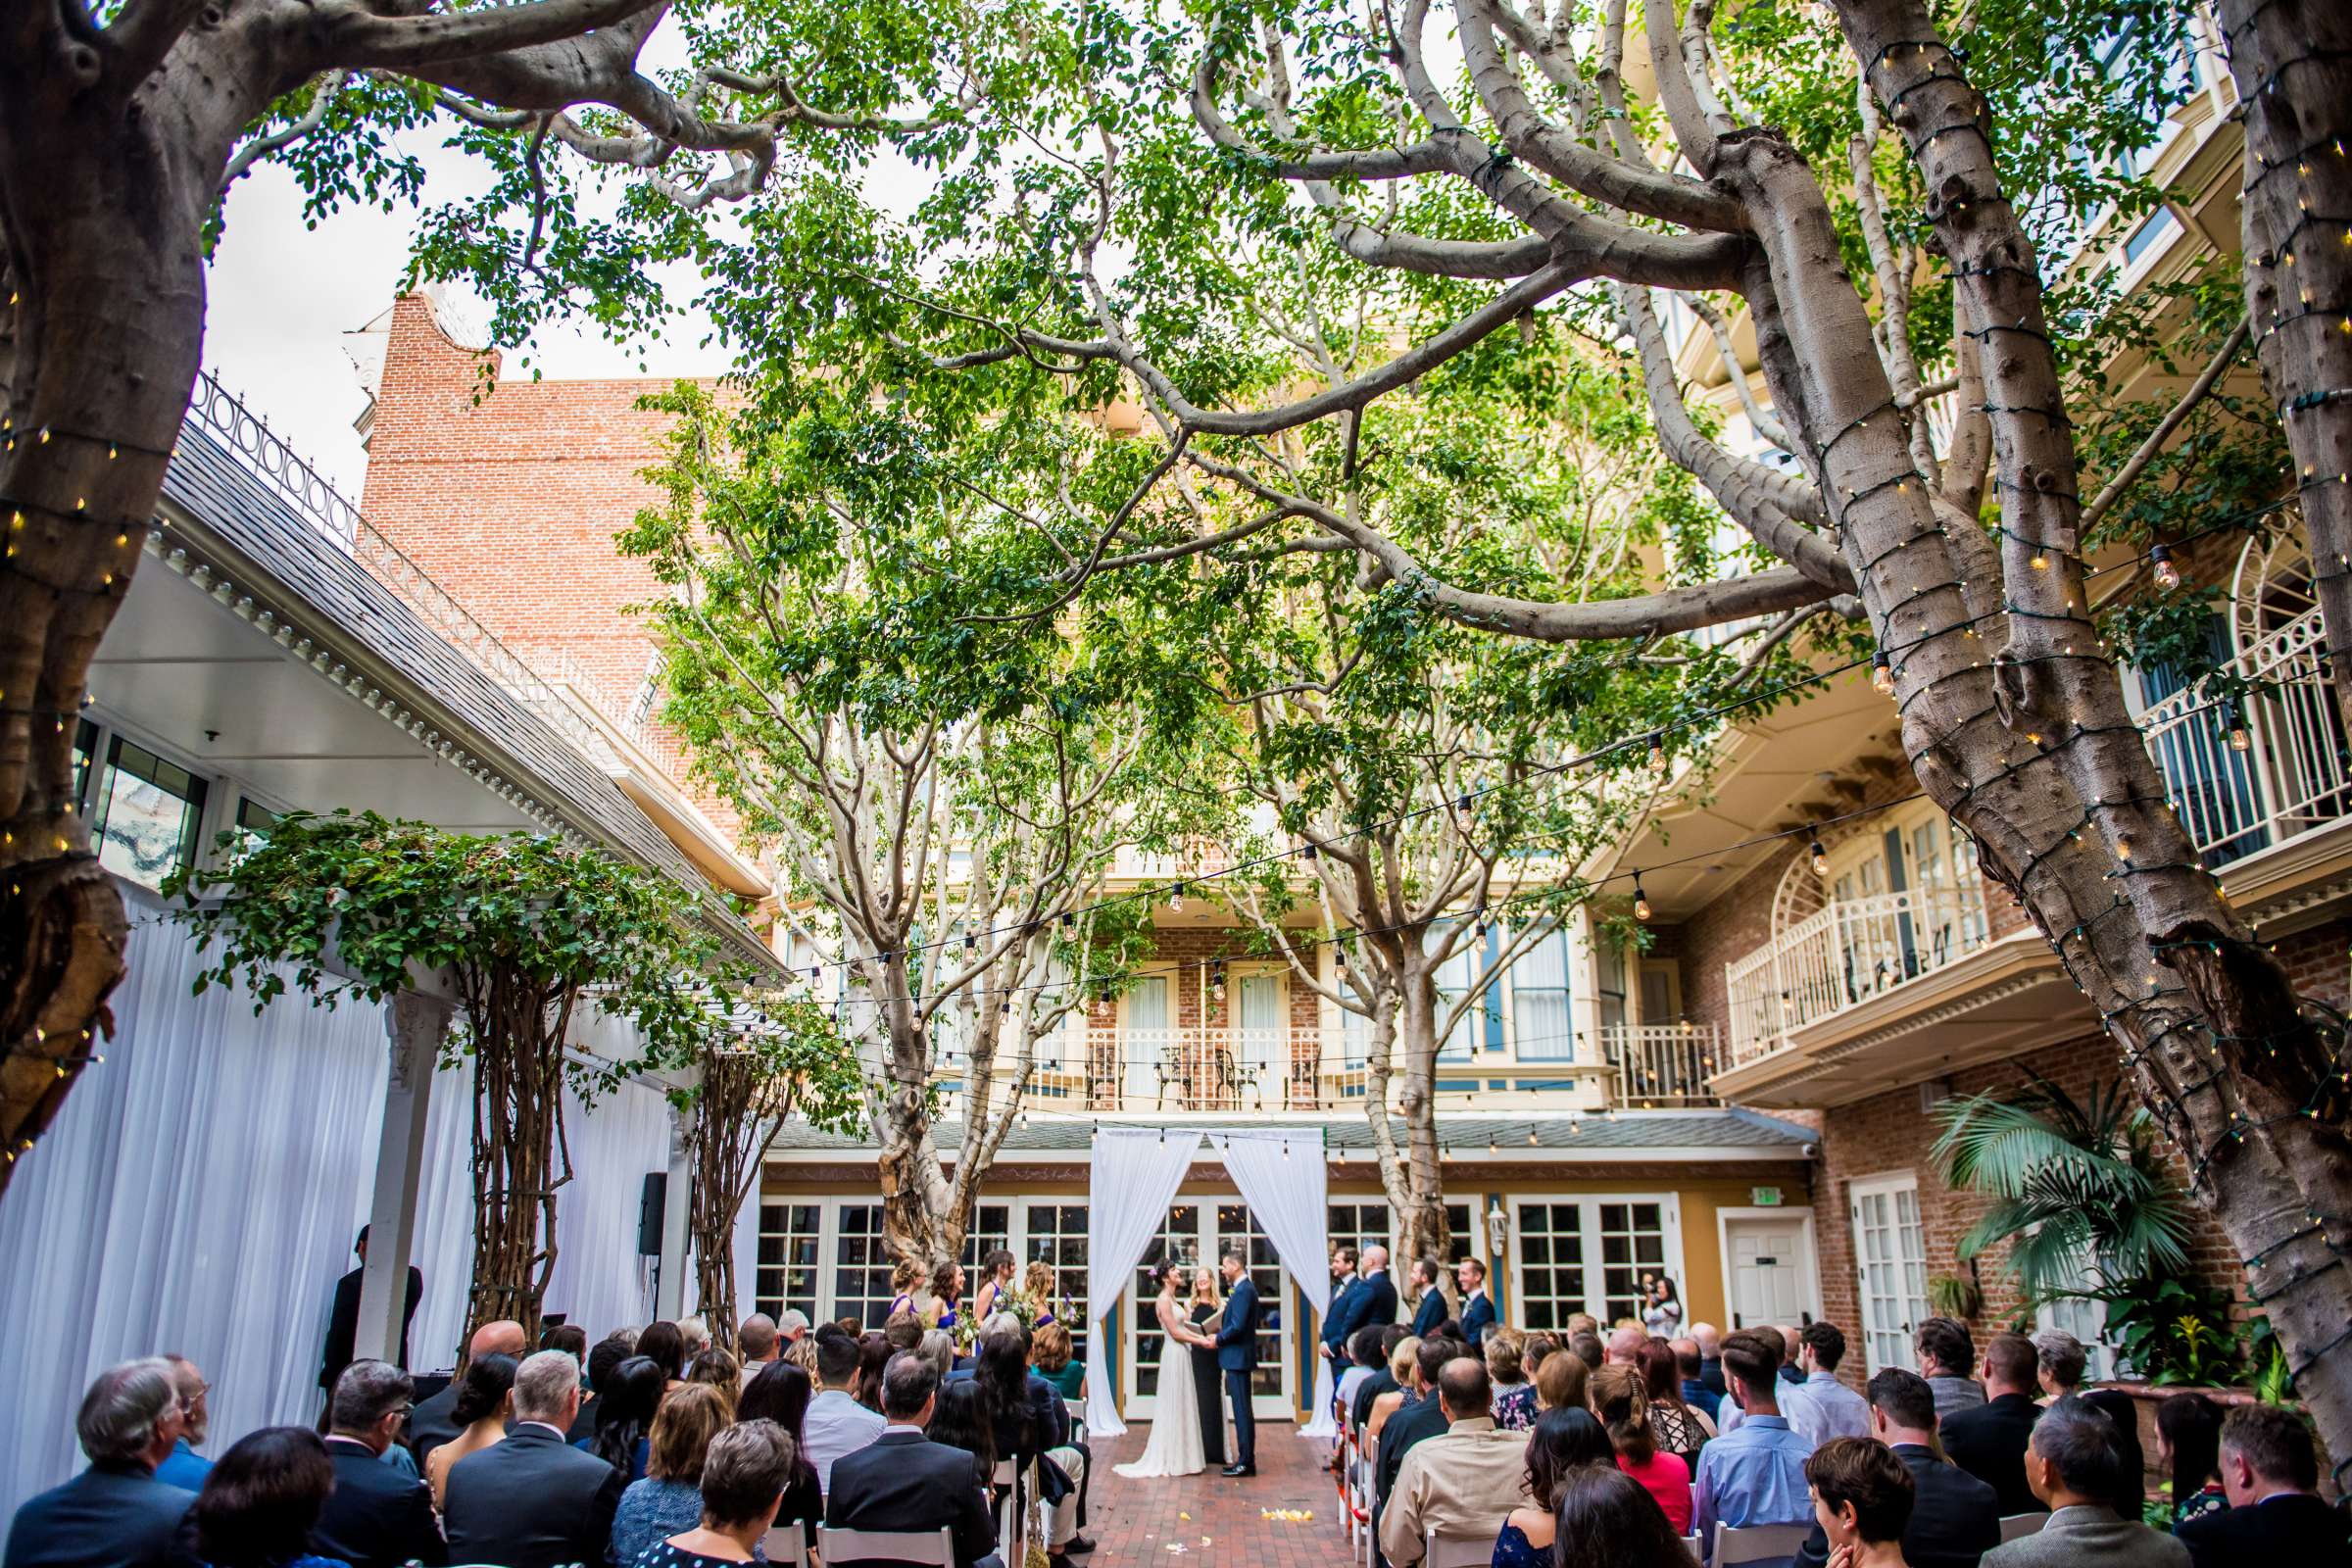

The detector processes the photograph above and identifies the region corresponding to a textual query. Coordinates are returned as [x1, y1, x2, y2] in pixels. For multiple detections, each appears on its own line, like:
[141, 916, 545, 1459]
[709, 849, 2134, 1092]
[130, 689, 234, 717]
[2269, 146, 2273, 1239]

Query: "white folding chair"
[1683, 1536, 1704, 1562]
[1064, 1396, 1085, 1424]
[1424, 1527, 1496, 1568]
[992, 1455, 1024, 1564]
[1714, 1522, 1813, 1566]
[816, 1523, 956, 1566]
[760, 1527, 811, 1567]
[1998, 1512, 2047, 1543]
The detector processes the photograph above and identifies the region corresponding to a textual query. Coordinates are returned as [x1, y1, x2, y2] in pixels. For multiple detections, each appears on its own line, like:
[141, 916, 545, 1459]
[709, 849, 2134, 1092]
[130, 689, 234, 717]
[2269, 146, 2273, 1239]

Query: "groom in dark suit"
[1214, 1252, 1262, 1478]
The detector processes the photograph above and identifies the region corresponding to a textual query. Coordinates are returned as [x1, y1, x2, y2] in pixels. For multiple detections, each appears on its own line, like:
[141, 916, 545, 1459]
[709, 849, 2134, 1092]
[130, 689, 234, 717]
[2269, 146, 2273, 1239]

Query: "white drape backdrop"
[0, 899, 677, 1517]
[1082, 1129, 1201, 1439]
[1212, 1129, 1336, 1437]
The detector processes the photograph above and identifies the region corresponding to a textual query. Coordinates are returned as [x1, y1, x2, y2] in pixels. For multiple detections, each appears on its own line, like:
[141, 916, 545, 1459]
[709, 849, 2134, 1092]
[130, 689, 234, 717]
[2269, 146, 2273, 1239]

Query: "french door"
[1851, 1173, 1931, 1373]
[1122, 1198, 1295, 1419]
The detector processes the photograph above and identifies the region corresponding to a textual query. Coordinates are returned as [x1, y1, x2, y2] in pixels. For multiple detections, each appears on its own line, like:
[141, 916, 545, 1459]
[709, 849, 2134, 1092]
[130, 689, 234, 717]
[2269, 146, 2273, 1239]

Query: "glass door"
[1851, 1174, 1931, 1374]
[1233, 972, 1283, 1107]
[1122, 975, 1169, 1104]
[1122, 1198, 1296, 1420]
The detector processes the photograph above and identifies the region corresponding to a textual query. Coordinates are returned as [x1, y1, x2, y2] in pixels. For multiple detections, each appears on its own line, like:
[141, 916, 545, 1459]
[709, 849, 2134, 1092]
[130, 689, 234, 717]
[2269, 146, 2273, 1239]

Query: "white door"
[1121, 1198, 1296, 1420]
[1724, 1218, 1809, 1331]
[1851, 1174, 1931, 1373]
[1122, 975, 1169, 1103]
[1235, 973, 1283, 1108]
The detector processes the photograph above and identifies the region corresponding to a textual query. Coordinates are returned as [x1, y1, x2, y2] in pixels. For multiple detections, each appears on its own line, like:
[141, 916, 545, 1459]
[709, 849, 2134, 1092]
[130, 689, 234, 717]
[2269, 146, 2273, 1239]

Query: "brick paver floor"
[1081, 1418, 1354, 1567]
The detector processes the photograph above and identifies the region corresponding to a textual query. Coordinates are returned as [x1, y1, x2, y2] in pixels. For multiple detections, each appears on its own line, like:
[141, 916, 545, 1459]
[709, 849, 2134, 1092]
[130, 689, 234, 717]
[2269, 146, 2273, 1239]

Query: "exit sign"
[1751, 1186, 1784, 1206]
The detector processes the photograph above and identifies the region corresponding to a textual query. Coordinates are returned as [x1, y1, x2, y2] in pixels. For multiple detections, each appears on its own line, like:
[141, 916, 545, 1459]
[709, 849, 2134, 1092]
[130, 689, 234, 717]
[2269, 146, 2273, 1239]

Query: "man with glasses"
[153, 1356, 211, 1490]
[313, 1359, 445, 1568]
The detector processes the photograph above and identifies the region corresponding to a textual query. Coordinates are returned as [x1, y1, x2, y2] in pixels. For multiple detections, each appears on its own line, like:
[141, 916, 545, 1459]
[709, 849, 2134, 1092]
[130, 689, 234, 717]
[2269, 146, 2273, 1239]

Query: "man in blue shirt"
[1692, 1329, 1815, 1567]
[152, 1357, 211, 1492]
[1788, 1324, 1872, 1445]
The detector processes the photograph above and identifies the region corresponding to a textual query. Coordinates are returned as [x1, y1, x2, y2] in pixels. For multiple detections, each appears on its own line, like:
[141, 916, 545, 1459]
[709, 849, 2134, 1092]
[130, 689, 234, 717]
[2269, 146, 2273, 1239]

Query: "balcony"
[1599, 1022, 1725, 1107]
[1726, 885, 1994, 1067]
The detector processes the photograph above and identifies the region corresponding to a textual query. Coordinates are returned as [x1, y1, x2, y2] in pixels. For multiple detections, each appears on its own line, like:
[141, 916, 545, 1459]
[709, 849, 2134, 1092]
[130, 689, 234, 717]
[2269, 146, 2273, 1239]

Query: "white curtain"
[1081, 1128, 1200, 1438]
[0, 906, 393, 1517]
[1213, 1129, 1335, 1437]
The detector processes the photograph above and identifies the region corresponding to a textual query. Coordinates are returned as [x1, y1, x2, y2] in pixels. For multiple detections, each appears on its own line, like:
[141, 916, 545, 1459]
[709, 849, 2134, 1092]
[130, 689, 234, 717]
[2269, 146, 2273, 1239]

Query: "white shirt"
[1788, 1370, 1871, 1444]
[806, 1389, 889, 1494]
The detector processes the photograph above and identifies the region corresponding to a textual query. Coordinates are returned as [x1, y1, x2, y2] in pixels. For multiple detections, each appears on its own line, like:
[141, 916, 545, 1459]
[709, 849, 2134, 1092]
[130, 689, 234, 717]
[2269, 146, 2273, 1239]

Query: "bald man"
[408, 1320, 525, 1467]
[1605, 1326, 1648, 1366]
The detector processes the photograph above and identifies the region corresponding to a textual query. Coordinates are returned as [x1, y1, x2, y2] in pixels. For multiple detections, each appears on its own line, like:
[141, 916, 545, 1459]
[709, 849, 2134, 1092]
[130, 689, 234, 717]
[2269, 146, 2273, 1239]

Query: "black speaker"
[638, 1172, 666, 1256]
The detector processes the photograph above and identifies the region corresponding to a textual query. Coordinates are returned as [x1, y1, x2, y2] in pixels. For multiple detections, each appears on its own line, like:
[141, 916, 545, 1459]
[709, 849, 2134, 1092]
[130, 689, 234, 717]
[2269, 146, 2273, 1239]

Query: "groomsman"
[1214, 1253, 1262, 1478]
[1408, 1258, 1449, 1337]
[1321, 1248, 1362, 1365]
[1457, 1259, 1495, 1348]
[1354, 1246, 1400, 1329]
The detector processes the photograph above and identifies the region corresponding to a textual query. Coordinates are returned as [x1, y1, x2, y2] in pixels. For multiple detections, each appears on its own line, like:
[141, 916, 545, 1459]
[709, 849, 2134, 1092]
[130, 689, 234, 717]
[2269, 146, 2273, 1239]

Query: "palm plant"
[1932, 1073, 2194, 1306]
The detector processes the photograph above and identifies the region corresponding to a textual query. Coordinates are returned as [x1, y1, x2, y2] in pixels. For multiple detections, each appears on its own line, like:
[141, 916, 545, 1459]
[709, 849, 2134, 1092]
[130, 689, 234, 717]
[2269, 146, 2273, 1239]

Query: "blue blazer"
[1321, 1277, 1362, 1355]
[1460, 1291, 1495, 1347]
[1409, 1288, 1447, 1337]
[2, 1463, 196, 1568]
[1215, 1277, 1261, 1371]
[1354, 1270, 1399, 1329]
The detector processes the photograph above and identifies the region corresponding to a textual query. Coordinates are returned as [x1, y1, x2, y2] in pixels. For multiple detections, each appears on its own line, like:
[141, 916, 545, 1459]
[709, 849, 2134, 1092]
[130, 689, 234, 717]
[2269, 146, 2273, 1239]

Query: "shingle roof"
[158, 419, 778, 972]
[764, 1108, 1815, 1154]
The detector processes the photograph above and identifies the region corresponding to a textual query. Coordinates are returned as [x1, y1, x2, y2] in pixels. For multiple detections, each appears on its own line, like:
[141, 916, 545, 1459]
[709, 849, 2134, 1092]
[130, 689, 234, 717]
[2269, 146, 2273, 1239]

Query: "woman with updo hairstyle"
[973, 1249, 1018, 1323]
[1591, 1361, 1690, 1533]
[1487, 1328, 1537, 1432]
[887, 1256, 925, 1321]
[853, 1331, 892, 1411]
[684, 1348, 741, 1416]
[425, 1351, 516, 1509]
[1492, 1408, 1617, 1567]
[191, 1427, 344, 1568]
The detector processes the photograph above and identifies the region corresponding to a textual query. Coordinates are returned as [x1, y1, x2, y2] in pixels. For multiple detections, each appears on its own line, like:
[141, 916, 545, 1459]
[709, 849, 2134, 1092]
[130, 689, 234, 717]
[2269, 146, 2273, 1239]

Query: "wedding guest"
[1690, 1323, 1727, 1400]
[825, 1356, 999, 1568]
[1592, 1362, 1691, 1534]
[678, 1319, 711, 1360]
[1551, 1463, 1702, 1568]
[1793, 1369, 1998, 1568]
[801, 1330, 886, 1495]
[635, 1418, 798, 1568]
[2033, 1331, 2087, 1405]
[574, 1333, 637, 1445]
[1377, 1339, 1463, 1519]
[637, 1323, 688, 1392]
[1571, 1333, 1605, 1372]
[2155, 1394, 2226, 1526]
[1493, 1408, 1614, 1567]
[580, 1356, 665, 1485]
[2082, 1390, 2150, 1521]
[1035, 1320, 1085, 1400]
[1487, 1329, 1537, 1432]
[1984, 1397, 2185, 1568]
[778, 1311, 810, 1348]
[1940, 1334, 2045, 1517]
[1380, 1357, 1532, 1568]
[736, 1317, 779, 1387]
[920, 1329, 957, 1386]
[424, 1352, 516, 1510]
[1639, 1337, 1713, 1461]
[1804, 1437, 1916, 1568]
[2176, 1402, 2346, 1565]
[1353, 1326, 1410, 1434]
[1915, 1320, 1984, 1422]
[1717, 1327, 1787, 1439]
[1792, 1324, 1872, 1444]
[313, 1360, 444, 1568]
[854, 1332, 892, 1412]
[1535, 1343, 1589, 1415]
[5, 1359, 195, 1568]
[1692, 1330, 1814, 1566]
[1520, 1333, 1561, 1378]
[1339, 1326, 1387, 1429]
[1673, 1339, 1714, 1410]
[1605, 1327, 1648, 1367]
[155, 1356, 213, 1491]
[925, 1380, 998, 1492]
[443, 1350, 623, 1568]
[1367, 1336, 1424, 1441]
[685, 1349, 741, 1416]
[190, 1427, 345, 1568]
[611, 1382, 730, 1567]
[731, 1365, 823, 1555]
[410, 1320, 524, 1468]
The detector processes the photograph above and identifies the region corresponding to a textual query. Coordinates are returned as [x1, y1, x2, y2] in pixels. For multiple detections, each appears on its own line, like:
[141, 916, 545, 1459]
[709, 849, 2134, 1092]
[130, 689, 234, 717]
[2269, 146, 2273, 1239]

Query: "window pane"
[756, 1202, 822, 1323]
[1132, 1204, 1200, 1398]
[1596, 1200, 1670, 1324]
[92, 737, 209, 892]
[1217, 1202, 1286, 1397]
[833, 1204, 896, 1331]
[1515, 1203, 1587, 1330]
[1022, 1201, 1090, 1364]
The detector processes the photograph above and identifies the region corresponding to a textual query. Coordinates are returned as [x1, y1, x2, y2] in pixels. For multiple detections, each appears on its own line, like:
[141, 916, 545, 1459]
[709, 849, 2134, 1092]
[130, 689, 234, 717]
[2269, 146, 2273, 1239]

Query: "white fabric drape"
[0, 906, 394, 1517]
[1213, 1129, 1336, 1437]
[1082, 1128, 1200, 1438]
[543, 1074, 667, 1337]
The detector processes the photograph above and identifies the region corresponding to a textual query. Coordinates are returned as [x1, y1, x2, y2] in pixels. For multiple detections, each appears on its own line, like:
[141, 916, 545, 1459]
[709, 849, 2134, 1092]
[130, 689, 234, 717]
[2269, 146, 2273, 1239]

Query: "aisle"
[1086, 1418, 1334, 1565]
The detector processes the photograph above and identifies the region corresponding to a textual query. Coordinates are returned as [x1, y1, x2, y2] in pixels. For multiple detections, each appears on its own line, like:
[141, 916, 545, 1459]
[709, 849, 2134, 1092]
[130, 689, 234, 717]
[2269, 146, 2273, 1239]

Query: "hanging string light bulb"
[1168, 880, 1187, 912]
[1648, 731, 1668, 775]
[1810, 837, 1830, 877]
[2150, 542, 2180, 591]
[2229, 705, 2253, 753]
[1634, 873, 1651, 923]
[1872, 652, 1894, 695]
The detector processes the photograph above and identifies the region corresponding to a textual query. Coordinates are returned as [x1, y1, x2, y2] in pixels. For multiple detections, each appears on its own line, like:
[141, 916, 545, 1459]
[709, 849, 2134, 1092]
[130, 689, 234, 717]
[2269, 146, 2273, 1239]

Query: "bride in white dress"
[1114, 1262, 1213, 1478]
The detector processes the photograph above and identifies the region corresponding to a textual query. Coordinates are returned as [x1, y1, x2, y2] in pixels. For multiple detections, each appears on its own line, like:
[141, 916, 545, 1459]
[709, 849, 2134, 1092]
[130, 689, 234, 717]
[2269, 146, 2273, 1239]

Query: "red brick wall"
[1086, 925, 1324, 1108]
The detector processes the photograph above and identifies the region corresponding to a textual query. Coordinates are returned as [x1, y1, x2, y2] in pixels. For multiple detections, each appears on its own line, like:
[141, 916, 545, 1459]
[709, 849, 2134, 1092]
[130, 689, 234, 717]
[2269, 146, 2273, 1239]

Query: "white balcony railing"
[2138, 605, 2350, 864]
[1600, 1022, 1725, 1106]
[1727, 885, 1992, 1065]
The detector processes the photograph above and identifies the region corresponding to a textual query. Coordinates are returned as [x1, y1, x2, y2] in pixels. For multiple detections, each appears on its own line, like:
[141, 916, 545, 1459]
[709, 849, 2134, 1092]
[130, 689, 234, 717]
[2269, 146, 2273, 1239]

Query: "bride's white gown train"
[1113, 1294, 1209, 1478]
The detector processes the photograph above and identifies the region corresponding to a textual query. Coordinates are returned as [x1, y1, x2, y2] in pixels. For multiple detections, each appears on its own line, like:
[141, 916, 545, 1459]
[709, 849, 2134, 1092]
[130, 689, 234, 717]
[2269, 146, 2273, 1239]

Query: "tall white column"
[1565, 906, 1609, 1108]
[656, 1104, 693, 1320]
[359, 991, 450, 1368]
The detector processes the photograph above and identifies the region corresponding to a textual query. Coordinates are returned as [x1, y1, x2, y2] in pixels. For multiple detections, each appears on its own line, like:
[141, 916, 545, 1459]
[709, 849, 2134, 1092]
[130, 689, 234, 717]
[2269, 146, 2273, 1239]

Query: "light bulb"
[1168, 881, 1186, 911]
[1648, 732, 1668, 775]
[2031, 551, 2049, 570]
[2151, 543, 2180, 591]
[2115, 832, 2132, 862]
[1872, 654, 1894, 696]
[1634, 875, 1651, 922]
[2229, 709, 2252, 753]
[1809, 839, 1829, 877]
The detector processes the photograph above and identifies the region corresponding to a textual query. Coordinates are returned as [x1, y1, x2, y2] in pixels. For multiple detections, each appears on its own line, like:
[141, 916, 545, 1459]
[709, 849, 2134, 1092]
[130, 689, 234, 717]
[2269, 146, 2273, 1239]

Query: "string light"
[1633, 873, 1651, 923]
[1872, 652, 1894, 695]
[2151, 543, 2180, 591]
[2229, 706, 2253, 753]
[1809, 838, 1830, 876]
[1647, 732, 1668, 775]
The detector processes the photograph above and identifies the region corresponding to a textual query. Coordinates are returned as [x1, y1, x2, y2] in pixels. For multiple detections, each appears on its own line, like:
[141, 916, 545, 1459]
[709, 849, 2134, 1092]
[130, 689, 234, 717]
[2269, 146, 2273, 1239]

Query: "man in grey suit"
[442, 1349, 622, 1568]
[1984, 1397, 2188, 1568]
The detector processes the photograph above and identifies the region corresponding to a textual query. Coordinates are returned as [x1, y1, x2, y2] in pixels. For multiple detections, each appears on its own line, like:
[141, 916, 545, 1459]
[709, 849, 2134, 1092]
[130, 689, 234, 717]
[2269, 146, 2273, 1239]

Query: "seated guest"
[189, 1427, 347, 1568]
[313, 1360, 446, 1568]
[2176, 1402, 2348, 1567]
[685, 1349, 741, 1415]
[882, 1311, 924, 1354]
[1984, 1396, 2186, 1568]
[1795, 1369, 1997, 1568]
[1551, 1463, 1704, 1568]
[423, 1351, 515, 1510]
[1565, 1313, 1601, 1342]
[1690, 1323, 1727, 1401]
[1605, 1327, 1648, 1367]
[1377, 1338, 1457, 1510]
[1534, 1342, 1588, 1415]
[1034, 1321, 1084, 1401]
[1776, 1326, 1808, 1390]
[921, 1329, 957, 1386]
[1380, 1356, 1533, 1568]
[803, 1330, 886, 1495]
[611, 1382, 730, 1567]
[638, 1322, 689, 1393]
[2155, 1394, 2226, 1526]
[409, 1318, 525, 1467]
[542, 1323, 590, 1362]
[1692, 1330, 1815, 1568]
[680, 1318, 712, 1359]
[1338, 1325, 1386, 1427]
[1487, 1329, 1537, 1432]
[855, 1332, 892, 1411]
[1494, 1408, 1614, 1567]
[825, 1354, 1000, 1568]
[575, 1333, 638, 1445]
[1639, 1337, 1712, 1461]
[633, 1418, 798, 1568]
[971, 1324, 1083, 1567]
[154, 1356, 213, 1492]
[1672, 1339, 1714, 1416]
[1803, 1437, 1916, 1568]
[734, 1361, 823, 1550]
[1029, 1325, 1095, 1556]
[1354, 1326, 1411, 1433]
[4, 1358, 196, 1568]
[2032, 1330, 2086, 1405]
[1592, 1363, 1691, 1535]
[736, 1316, 780, 1387]
[1368, 1335, 1425, 1441]
[1940, 1333, 2045, 1518]
[2082, 1390, 2150, 1521]
[1791, 1324, 1871, 1444]
[1914, 1319, 1984, 1423]
[581, 1356, 666, 1485]
[1570, 1332, 1604, 1372]
[926, 1380, 999, 1492]
[443, 1349, 624, 1568]
[1716, 1326, 1786, 1439]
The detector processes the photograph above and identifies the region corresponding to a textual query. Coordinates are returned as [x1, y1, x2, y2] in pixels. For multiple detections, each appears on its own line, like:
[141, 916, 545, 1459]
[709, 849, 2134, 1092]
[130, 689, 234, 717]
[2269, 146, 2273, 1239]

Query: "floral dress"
[1491, 1381, 1537, 1432]
[1491, 1520, 1547, 1568]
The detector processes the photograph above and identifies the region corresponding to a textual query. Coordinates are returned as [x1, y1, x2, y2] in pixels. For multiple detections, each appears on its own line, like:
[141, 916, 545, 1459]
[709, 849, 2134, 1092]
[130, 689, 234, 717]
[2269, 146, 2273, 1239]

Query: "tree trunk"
[462, 972, 571, 1347]
[2222, 0, 2352, 726]
[0, 41, 266, 1197]
[874, 994, 961, 1272]
[1382, 961, 1451, 1292]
